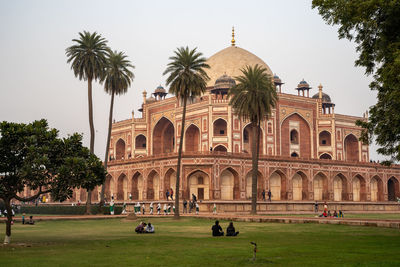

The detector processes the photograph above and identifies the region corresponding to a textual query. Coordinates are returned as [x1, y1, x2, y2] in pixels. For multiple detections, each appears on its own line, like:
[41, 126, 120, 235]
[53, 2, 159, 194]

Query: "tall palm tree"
[163, 47, 210, 218]
[100, 51, 134, 205]
[66, 31, 109, 213]
[229, 64, 277, 214]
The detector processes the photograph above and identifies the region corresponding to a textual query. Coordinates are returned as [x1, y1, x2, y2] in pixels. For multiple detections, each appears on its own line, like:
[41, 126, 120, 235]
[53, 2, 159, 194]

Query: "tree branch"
[13, 188, 51, 202]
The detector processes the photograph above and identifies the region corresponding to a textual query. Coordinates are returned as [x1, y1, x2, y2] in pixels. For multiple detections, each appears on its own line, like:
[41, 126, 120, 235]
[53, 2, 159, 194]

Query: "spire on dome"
[231, 26, 235, 46]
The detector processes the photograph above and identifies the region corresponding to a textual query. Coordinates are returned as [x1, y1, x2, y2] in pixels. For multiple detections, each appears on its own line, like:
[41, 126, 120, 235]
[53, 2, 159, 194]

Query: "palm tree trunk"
[175, 95, 188, 219]
[86, 77, 95, 214]
[3, 198, 12, 244]
[100, 90, 115, 206]
[251, 120, 259, 215]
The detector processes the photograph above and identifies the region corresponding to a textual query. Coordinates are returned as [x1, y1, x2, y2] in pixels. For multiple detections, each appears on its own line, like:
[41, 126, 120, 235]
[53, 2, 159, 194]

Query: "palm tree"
[163, 47, 210, 218]
[66, 31, 109, 213]
[100, 50, 134, 205]
[229, 64, 277, 214]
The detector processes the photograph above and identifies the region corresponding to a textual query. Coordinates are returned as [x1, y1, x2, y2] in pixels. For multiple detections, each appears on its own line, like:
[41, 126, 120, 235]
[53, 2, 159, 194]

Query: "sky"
[0, 0, 386, 161]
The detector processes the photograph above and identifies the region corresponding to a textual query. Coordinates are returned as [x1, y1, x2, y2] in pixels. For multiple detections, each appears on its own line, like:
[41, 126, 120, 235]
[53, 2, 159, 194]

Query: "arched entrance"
[344, 134, 359, 161]
[115, 139, 125, 160]
[243, 124, 263, 154]
[220, 168, 240, 200]
[370, 176, 383, 202]
[135, 135, 146, 149]
[104, 175, 114, 201]
[333, 174, 348, 201]
[187, 171, 209, 200]
[185, 124, 200, 152]
[320, 153, 332, 159]
[164, 168, 177, 199]
[319, 131, 331, 146]
[313, 173, 328, 200]
[388, 177, 399, 201]
[292, 171, 308, 200]
[269, 171, 286, 200]
[131, 172, 143, 200]
[352, 175, 366, 201]
[147, 170, 160, 200]
[153, 117, 175, 155]
[281, 113, 311, 158]
[245, 170, 264, 200]
[214, 145, 227, 152]
[213, 118, 227, 136]
[117, 174, 128, 201]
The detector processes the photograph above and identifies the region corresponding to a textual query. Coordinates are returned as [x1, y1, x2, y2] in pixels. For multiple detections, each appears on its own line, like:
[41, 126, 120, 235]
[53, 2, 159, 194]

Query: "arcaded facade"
[69, 35, 400, 204]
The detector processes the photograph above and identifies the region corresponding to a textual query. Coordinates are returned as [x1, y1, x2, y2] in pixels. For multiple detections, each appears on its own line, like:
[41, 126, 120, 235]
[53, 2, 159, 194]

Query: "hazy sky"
[0, 0, 386, 161]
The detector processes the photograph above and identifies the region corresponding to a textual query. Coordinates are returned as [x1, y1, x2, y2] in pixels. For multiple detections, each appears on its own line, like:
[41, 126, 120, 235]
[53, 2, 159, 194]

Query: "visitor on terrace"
[146, 222, 155, 233]
[226, 222, 239, 236]
[339, 210, 344, 217]
[211, 220, 224, 236]
[333, 210, 338, 217]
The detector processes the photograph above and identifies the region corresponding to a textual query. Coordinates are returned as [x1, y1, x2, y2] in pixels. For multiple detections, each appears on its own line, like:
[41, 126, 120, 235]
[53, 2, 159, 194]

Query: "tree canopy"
[0, 119, 106, 243]
[312, 0, 400, 163]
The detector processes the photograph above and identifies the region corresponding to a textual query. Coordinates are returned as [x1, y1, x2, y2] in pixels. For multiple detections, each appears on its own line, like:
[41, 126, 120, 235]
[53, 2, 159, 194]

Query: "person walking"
[166, 189, 170, 201]
[163, 203, 167, 215]
[142, 203, 146, 215]
[195, 202, 199, 215]
[149, 202, 154, 215]
[262, 190, 266, 201]
[183, 199, 188, 214]
[170, 188, 174, 200]
[157, 203, 161, 215]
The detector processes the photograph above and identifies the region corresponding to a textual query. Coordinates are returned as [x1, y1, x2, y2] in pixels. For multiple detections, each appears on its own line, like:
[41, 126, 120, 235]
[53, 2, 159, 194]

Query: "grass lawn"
[1, 217, 400, 266]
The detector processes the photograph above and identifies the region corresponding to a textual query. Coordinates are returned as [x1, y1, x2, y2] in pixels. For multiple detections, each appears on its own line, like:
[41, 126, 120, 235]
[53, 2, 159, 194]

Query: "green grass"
[1, 217, 400, 266]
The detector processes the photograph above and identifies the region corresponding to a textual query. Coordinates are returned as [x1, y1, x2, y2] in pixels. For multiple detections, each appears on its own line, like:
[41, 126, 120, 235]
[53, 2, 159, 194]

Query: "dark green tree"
[312, 0, 400, 163]
[229, 65, 277, 214]
[100, 50, 134, 205]
[66, 31, 109, 210]
[163, 47, 210, 218]
[0, 120, 106, 244]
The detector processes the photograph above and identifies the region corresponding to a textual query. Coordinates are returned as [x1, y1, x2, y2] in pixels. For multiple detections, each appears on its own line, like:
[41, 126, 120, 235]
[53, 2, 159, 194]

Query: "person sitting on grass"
[135, 222, 146, 233]
[333, 210, 338, 217]
[27, 215, 35, 225]
[211, 220, 224, 236]
[146, 222, 155, 233]
[226, 222, 239, 236]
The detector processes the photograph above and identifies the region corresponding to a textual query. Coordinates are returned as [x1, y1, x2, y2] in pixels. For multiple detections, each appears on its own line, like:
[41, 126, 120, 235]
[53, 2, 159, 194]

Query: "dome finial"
[318, 83, 323, 99]
[231, 26, 235, 46]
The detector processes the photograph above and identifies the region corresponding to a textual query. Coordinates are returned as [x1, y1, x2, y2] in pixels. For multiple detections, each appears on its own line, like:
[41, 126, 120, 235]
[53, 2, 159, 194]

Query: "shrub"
[19, 205, 122, 215]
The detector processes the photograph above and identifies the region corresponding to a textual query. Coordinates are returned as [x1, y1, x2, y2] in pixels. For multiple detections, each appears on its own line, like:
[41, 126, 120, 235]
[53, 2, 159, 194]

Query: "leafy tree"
[163, 47, 210, 218]
[312, 0, 400, 163]
[229, 65, 277, 214]
[99, 50, 134, 205]
[66, 31, 109, 211]
[0, 120, 106, 244]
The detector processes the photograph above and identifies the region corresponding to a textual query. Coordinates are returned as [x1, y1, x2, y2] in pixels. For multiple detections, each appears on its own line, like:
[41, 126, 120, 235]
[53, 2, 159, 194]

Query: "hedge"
[19, 205, 123, 215]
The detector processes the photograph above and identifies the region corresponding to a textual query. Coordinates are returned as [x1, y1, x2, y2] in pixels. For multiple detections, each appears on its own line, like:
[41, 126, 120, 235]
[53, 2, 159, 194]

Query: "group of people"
[135, 221, 154, 233]
[211, 220, 239, 236]
[261, 190, 272, 201]
[316, 201, 344, 218]
[165, 188, 174, 200]
[182, 195, 200, 215]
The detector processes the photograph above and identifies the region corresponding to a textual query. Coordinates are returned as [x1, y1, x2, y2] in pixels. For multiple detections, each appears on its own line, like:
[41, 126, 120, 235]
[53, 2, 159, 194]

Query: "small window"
[220, 130, 224, 135]
[290, 130, 299, 144]
[291, 152, 299, 157]
[322, 140, 326, 145]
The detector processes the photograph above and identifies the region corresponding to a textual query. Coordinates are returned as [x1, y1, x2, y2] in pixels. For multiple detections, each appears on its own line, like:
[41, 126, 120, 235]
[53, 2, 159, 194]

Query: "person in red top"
[170, 188, 174, 200]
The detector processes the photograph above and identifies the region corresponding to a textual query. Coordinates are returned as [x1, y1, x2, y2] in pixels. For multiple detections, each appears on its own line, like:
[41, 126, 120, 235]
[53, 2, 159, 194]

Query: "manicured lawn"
[1, 217, 400, 266]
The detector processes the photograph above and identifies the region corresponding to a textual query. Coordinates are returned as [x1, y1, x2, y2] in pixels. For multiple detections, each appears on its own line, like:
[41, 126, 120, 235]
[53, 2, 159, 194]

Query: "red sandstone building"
[77, 35, 400, 208]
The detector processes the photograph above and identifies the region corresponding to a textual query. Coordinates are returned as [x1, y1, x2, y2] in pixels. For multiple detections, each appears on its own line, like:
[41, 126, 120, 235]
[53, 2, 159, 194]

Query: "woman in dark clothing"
[226, 222, 239, 236]
[211, 220, 224, 236]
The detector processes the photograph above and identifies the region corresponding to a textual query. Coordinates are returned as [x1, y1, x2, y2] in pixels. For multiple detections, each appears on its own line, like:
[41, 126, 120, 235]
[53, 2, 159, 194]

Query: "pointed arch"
[320, 153, 332, 159]
[352, 174, 366, 201]
[242, 123, 264, 155]
[319, 130, 331, 146]
[213, 118, 227, 136]
[117, 173, 128, 201]
[292, 171, 308, 200]
[344, 134, 359, 161]
[214, 144, 227, 152]
[313, 172, 328, 200]
[104, 174, 114, 201]
[388, 176, 400, 201]
[333, 173, 348, 201]
[220, 167, 240, 200]
[370, 175, 384, 202]
[131, 171, 143, 200]
[187, 170, 209, 200]
[281, 113, 311, 158]
[135, 134, 146, 149]
[185, 124, 200, 152]
[153, 117, 175, 155]
[164, 168, 177, 199]
[147, 170, 160, 200]
[268, 170, 287, 200]
[115, 139, 126, 160]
